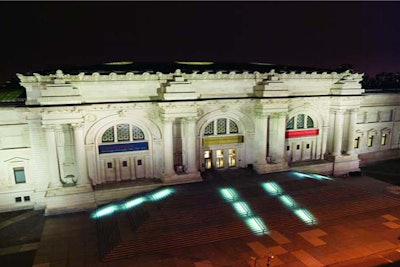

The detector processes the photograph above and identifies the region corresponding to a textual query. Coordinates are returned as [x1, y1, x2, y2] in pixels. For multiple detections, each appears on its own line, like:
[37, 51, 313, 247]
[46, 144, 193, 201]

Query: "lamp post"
[266, 254, 274, 267]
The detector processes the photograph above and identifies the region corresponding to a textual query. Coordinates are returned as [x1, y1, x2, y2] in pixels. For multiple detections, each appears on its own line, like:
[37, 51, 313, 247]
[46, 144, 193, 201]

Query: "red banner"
[285, 129, 319, 138]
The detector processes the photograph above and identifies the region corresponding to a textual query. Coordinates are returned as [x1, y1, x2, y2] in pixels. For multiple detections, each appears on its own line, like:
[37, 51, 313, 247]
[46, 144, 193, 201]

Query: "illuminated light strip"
[294, 209, 317, 225]
[260, 181, 318, 225]
[220, 188, 239, 202]
[219, 188, 269, 235]
[91, 187, 175, 219]
[292, 171, 332, 181]
[261, 181, 283, 196]
[91, 205, 119, 219]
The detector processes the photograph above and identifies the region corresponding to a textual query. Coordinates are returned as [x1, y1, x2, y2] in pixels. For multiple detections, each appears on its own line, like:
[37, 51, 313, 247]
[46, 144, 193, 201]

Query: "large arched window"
[286, 114, 314, 130]
[203, 119, 239, 136]
[101, 124, 145, 143]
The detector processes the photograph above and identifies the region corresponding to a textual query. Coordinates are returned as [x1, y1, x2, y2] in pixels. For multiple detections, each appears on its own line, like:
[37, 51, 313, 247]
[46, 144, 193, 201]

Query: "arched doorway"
[98, 123, 149, 182]
[285, 114, 320, 162]
[200, 118, 244, 170]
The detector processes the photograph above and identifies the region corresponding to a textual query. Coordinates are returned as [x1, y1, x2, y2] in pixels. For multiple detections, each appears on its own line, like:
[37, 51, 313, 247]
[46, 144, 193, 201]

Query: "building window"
[203, 119, 240, 136]
[286, 146, 290, 151]
[132, 126, 145, 140]
[306, 144, 310, 149]
[107, 162, 113, 168]
[286, 114, 315, 130]
[102, 126, 115, 143]
[217, 119, 227, 134]
[296, 145, 300, 150]
[137, 159, 142, 166]
[14, 167, 26, 184]
[368, 136, 374, 147]
[296, 114, 305, 129]
[122, 161, 128, 167]
[381, 134, 388, 145]
[117, 124, 130, 142]
[15, 197, 22, 203]
[24, 196, 30, 202]
[354, 137, 360, 149]
[101, 124, 146, 143]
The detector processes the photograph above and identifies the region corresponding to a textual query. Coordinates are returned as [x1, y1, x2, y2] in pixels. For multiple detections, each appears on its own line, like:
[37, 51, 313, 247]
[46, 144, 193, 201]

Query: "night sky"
[1, 1, 399, 84]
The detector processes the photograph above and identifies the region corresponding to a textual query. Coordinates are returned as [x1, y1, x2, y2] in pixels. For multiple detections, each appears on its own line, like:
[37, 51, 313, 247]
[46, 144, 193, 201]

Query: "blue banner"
[99, 142, 148, 154]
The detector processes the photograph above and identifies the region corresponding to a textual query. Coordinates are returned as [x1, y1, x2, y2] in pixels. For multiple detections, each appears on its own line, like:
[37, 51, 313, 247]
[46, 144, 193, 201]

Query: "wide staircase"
[95, 169, 400, 262]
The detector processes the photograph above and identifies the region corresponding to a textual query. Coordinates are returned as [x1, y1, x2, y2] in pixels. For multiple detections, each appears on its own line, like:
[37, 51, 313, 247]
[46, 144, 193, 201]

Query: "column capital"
[71, 122, 84, 130]
[161, 117, 175, 123]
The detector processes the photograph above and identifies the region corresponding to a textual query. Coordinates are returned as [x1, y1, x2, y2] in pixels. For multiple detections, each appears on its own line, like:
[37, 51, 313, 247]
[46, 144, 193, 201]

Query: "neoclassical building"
[0, 62, 399, 214]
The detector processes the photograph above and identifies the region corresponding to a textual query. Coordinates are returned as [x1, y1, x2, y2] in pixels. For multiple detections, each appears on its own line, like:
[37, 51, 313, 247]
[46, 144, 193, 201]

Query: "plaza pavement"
[2, 168, 400, 267]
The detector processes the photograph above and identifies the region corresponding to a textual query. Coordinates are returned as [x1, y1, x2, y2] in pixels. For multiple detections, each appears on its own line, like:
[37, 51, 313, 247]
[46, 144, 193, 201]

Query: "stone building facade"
[0, 62, 399, 214]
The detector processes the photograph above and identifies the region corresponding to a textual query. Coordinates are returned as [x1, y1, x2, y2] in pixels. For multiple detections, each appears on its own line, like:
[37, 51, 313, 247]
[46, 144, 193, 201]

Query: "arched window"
[286, 114, 314, 130]
[203, 119, 239, 136]
[101, 124, 145, 143]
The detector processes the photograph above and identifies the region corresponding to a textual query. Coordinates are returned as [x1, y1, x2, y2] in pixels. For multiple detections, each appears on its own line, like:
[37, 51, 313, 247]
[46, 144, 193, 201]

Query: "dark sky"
[1, 1, 399, 84]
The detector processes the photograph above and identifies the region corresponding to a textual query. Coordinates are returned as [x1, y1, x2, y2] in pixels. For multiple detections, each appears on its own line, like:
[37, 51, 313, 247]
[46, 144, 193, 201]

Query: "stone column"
[72, 123, 90, 185]
[163, 118, 176, 176]
[346, 109, 357, 155]
[320, 125, 329, 159]
[44, 125, 61, 187]
[254, 113, 268, 166]
[185, 117, 197, 173]
[269, 112, 287, 163]
[332, 110, 344, 156]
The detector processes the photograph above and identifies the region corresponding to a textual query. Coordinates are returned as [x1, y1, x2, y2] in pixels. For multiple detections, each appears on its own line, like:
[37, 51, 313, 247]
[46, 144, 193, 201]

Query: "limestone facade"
[0, 65, 399, 213]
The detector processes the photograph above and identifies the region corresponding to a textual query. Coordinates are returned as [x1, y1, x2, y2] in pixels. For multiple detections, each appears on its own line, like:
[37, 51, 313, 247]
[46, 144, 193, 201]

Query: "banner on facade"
[99, 142, 148, 154]
[202, 135, 244, 146]
[285, 129, 319, 138]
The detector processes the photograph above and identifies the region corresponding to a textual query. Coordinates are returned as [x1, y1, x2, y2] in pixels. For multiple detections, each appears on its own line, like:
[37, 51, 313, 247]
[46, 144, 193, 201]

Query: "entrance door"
[135, 157, 145, 178]
[120, 159, 131, 180]
[105, 160, 116, 181]
[204, 150, 212, 170]
[215, 149, 224, 169]
[228, 148, 236, 167]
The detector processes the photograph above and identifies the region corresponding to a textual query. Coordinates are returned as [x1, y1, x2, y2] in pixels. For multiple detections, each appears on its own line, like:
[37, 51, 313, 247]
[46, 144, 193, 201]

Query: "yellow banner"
[202, 135, 244, 146]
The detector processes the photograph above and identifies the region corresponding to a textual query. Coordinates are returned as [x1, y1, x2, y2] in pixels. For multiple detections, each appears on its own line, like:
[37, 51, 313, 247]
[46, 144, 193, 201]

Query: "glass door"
[204, 150, 212, 169]
[215, 149, 224, 168]
[228, 148, 236, 167]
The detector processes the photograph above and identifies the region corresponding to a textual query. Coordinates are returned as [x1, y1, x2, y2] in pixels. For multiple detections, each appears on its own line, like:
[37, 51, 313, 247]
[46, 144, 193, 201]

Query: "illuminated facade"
[0, 62, 399, 213]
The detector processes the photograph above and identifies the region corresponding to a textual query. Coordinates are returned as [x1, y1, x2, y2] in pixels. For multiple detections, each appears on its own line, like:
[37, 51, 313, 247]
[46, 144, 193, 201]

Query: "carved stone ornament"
[84, 114, 97, 122]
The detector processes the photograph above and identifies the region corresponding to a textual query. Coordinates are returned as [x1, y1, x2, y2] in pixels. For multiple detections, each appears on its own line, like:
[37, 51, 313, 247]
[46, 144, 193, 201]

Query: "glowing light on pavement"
[219, 187, 269, 236]
[294, 208, 317, 225]
[279, 194, 297, 208]
[91, 205, 118, 219]
[261, 181, 283, 196]
[91, 187, 175, 219]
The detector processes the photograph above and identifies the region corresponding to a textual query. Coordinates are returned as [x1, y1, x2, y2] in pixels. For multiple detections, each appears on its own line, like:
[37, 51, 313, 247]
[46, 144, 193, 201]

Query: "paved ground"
[1, 161, 400, 267]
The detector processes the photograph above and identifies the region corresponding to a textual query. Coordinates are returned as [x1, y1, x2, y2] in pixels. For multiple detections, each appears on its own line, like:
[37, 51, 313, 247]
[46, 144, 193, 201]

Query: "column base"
[161, 172, 203, 185]
[325, 154, 360, 176]
[255, 162, 289, 174]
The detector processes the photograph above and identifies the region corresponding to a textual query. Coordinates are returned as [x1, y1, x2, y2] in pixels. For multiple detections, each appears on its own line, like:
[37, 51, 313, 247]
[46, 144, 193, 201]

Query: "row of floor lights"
[219, 187, 269, 236]
[91, 187, 175, 219]
[261, 181, 317, 225]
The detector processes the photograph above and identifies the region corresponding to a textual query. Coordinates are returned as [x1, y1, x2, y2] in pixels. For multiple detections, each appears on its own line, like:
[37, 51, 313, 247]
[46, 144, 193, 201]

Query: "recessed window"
[296, 145, 300, 150]
[107, 162, 113, 168]
[24, 196, 30, 202]
[286, 114, 314, 130]
[122, 161, 128, 167]
[286, 146, 290, 151]
[15, 197, 22, 203]
[306, 144, 310, 149]
[368, 136, 374, 147]
[354, 137, 360, 149]
[381, 133, 388, 145]
[137, 159, 142, 166]
[204, 119, 239, 136]
[14, 167, 26, 184]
